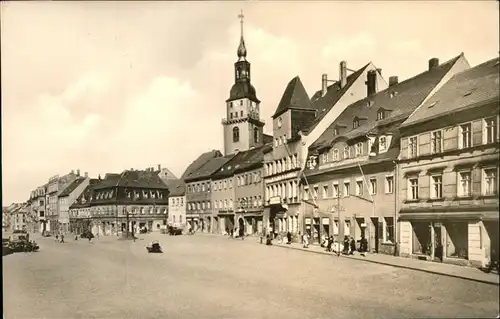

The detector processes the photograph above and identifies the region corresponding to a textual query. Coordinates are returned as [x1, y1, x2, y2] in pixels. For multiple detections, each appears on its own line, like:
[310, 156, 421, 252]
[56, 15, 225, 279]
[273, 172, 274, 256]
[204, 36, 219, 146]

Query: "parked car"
[168, 226, 183, 236]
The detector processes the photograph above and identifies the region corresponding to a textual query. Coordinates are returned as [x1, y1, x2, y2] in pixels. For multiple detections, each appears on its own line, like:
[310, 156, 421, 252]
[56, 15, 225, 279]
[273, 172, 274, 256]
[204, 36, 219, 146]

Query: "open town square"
[3, 232, 500, 319]
[2, 1, 500, 318]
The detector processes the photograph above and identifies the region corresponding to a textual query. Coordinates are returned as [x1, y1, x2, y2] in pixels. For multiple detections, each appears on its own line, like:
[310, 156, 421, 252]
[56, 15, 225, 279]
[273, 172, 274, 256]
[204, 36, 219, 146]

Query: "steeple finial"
[237, 9, 247, 60]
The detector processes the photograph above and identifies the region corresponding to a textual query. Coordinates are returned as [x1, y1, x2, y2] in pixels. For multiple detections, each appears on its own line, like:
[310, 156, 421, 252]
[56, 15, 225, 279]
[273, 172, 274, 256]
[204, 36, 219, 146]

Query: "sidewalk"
[271, 241, 499, 286]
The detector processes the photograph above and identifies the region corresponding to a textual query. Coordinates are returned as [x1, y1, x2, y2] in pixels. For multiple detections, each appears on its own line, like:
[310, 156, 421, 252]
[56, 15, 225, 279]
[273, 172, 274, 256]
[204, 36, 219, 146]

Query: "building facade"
[301, 54, 470, 252]
[57, 176, 91, 234]
[167, 180, 186, 229]
[46, 170, 80, 234]
[263, 61, 388, 238]
[398, 57, 499, 268]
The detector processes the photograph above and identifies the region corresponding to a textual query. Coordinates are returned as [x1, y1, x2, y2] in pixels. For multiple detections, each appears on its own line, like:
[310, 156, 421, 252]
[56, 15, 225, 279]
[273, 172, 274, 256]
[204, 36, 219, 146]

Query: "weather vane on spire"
[238, 9, 245, 38]
[236, 9, 247, 60]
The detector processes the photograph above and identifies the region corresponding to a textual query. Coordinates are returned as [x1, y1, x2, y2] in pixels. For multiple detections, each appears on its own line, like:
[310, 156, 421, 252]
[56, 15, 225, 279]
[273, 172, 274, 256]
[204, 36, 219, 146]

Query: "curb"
[272, 244, 499, 286]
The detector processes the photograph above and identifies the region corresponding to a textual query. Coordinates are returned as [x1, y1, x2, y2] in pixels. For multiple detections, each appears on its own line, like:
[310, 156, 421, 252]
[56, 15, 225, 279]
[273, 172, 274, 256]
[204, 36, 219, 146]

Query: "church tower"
[223, 10, 264, 156]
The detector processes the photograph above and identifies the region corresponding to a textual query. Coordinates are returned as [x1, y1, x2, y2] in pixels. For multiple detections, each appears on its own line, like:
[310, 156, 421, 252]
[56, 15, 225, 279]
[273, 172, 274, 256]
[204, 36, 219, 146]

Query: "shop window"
[412, 222, 431, 255]
[384, 217, 394, 243]
[445, 222, 469, 259]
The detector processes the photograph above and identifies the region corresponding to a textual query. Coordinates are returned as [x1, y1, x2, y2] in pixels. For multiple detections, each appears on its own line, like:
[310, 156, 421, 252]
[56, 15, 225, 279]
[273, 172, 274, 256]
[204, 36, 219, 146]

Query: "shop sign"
[269, 196, 282, 205]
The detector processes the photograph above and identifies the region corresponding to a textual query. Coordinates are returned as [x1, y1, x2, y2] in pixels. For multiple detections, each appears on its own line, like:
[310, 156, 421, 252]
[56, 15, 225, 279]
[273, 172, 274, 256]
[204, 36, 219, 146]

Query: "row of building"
[14, 15, 498, 269]
[172, 17, 499, 269]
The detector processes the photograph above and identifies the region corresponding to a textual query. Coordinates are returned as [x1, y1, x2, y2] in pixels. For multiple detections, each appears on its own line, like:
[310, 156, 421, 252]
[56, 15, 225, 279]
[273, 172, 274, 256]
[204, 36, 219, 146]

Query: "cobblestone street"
[3, 233, 499, 319]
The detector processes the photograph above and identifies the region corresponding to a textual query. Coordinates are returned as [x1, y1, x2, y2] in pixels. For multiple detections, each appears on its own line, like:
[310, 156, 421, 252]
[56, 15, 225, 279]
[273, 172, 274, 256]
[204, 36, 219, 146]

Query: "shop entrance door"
[433, 224, 443, 262]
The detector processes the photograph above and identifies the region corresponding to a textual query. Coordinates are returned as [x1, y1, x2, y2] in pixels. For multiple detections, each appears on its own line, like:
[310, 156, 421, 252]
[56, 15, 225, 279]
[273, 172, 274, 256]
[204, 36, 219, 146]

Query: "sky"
[1, 1, 499, 204]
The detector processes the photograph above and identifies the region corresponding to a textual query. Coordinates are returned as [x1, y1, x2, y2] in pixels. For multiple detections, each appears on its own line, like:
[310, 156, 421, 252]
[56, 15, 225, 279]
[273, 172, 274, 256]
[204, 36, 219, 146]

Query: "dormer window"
[333, 128, 339, 135]
[355, 142, 363, 157]
[379, 136, 387, 152]
[377, 110, 385, 121]
[343, 146, 350, 159]
[353, 120, 359, 129]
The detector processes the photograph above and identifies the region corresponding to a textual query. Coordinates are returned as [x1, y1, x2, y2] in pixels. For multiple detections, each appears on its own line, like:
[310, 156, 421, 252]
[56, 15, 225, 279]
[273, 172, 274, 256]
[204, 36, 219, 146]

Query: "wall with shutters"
[400, 137, 408, 160]
[443, 126, 458, 150]
[419, 133, 431, 156]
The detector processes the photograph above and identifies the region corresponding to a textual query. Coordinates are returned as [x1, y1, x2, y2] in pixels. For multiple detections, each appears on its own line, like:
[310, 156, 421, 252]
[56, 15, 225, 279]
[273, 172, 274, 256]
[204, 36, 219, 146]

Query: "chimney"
[98, 174, 102, 180]
[321, 74, 328, 97]
[77, 169, 80, 176]
[84, 172, 88, 178]
[389, 76, 399, 87]
[71, 170, 75, 174]
[377, 68, 382, 76]
[158, 164, 161, 171]
[339, 61, 347, 88]
[366, 70, 378, 96]
[428, 58, 439, 71]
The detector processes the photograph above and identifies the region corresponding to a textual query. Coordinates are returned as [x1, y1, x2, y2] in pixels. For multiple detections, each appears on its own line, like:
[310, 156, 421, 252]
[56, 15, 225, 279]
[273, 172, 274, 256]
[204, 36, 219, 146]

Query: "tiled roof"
[167, 179, 186, 197]
[272, 76, 313, 119]
[184, 155, 234, 182]
[211, 144, 269, 179]
[263, 134, 273, 144]
[69, 179, 100, 209]
[310, 54, 463, 151]
[306, 63, 370, 133]
[117, 170, 169, 189]
[93, 173, 121, 190]
[181, 150, 223, 179]
[58, 178, 87, 197]
[401, 56, 500, 128]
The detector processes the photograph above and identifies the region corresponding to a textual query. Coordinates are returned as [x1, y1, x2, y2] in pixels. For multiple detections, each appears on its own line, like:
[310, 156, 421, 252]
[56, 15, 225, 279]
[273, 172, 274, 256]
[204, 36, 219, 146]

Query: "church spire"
[237, 9, 247, 60]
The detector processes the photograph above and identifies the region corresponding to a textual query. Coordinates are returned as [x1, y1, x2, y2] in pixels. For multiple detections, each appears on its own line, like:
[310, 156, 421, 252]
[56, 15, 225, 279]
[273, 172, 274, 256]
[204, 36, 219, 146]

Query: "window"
[385, 176, 394, 193]
[333, 128, 339, 136]
[303, 187, 309, 200]
[322, 185, 328, 199]
[356, 180, 363, 196]
[369, 178, 377, 195]
[202, 202, 205, 209]
[431, 130, 443, 153]
[484, 117, 498, 144]
[233, 127, 240, 143]
[322, 153, 328, 163]
[459, 123, 472, 149]
[343, 182, 350, 197]
[408, 136, 418, 158]
[230, 113, 233, 119]
[377, 110, 385, 121]
[353, 119, 359, 129]
[343, 146, 350, 159]
[240, 110, 243, 117]
[431, 175, 443, 199]
[254, 128, 259, 143]
[355, 142, 363, 157]
[223, 180, 227, 189]
[332, 149, 339, 161]
[458, 171, 471, 197]
[207, 201, 211, 209]
[384, 217, 394, 243]
[313, 185, 319, 199]
[332, 183, 339, 198]
[483, 168, 498, 195]
[379, 136, 387, 152]
[408, 177, 419, 200]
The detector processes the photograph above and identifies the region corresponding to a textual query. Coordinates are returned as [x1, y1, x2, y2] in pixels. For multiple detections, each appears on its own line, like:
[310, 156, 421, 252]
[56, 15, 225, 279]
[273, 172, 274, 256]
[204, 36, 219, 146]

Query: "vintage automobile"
[168, 225, 183, 236]
[4, 231, 39, 253]
[146, 240, 163, 253]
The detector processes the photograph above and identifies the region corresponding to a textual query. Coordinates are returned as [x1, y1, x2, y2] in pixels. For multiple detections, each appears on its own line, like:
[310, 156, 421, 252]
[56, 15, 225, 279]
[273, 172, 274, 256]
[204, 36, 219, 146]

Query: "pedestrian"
[60, 234, 64, 243]
[342, 236, 350, 254]
[360, 235, 368, 257]
[55, 234, 59, 242]
[349, 237, 356, 255]
[286, 231, 292, 245]
[326, 236, 333, 252]
[239, 226, 244, 240]
[302, 233, 309, 248]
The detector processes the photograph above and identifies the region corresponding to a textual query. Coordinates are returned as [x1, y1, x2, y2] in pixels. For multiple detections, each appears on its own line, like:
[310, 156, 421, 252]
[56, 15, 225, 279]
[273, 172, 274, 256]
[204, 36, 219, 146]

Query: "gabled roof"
[401, 56, 499, 128]
[306, 63, 371, 133]
[309, 54, 464, 151]
[69, 179, 100, 209]
[184, 155, 234, 182]
[211, 144, 268, 180]
[58, 178, 87, 197]
[166, 179, 186, 197]
[181, 150, 223, 179]
[272, 76, 313, 119]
